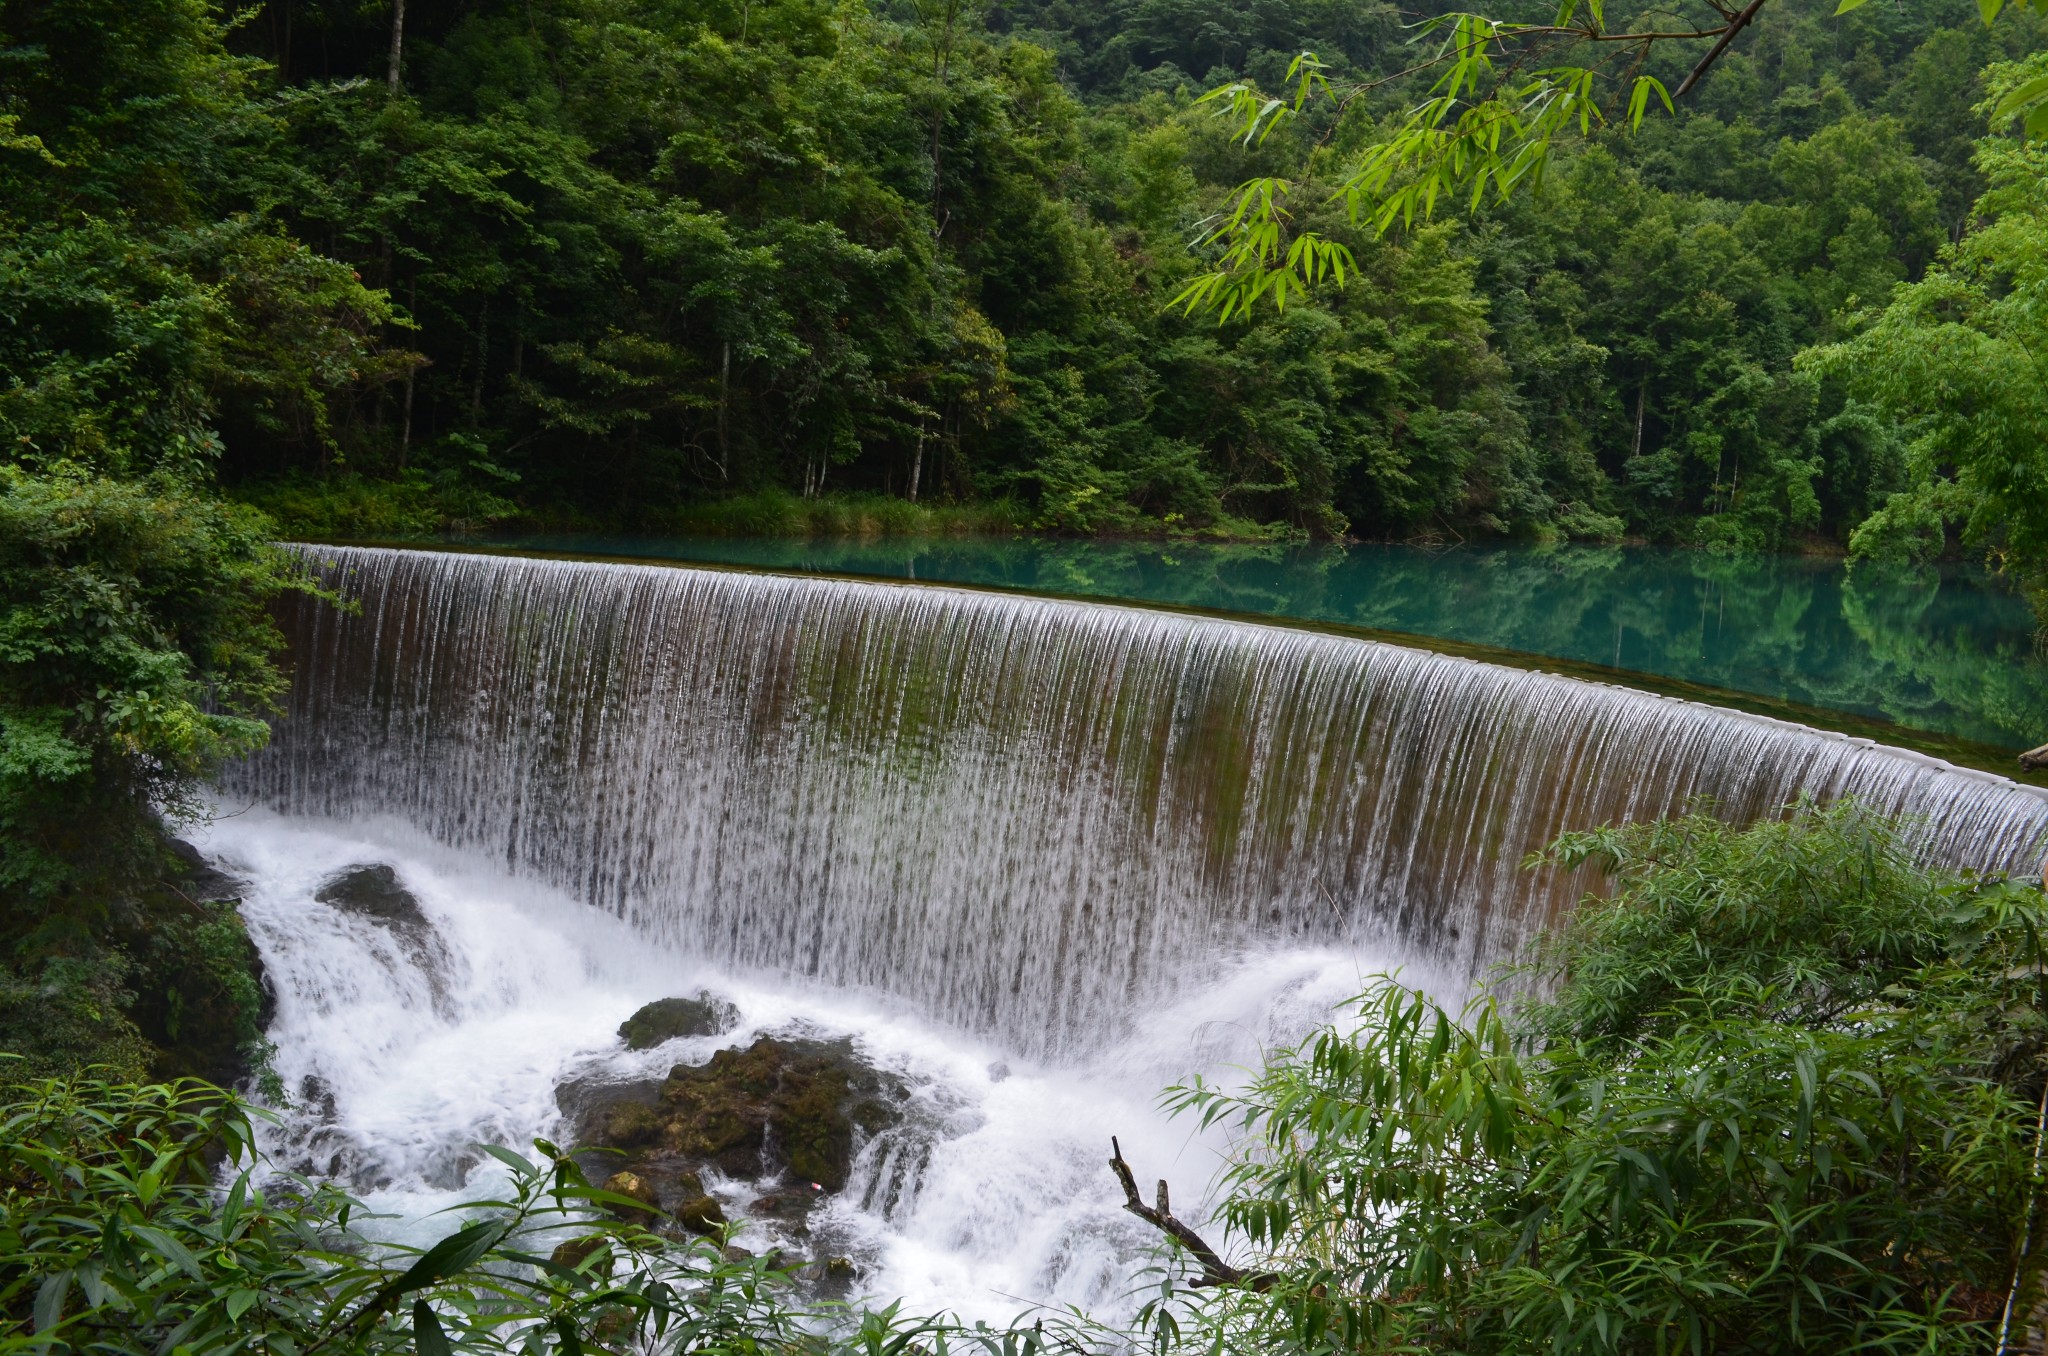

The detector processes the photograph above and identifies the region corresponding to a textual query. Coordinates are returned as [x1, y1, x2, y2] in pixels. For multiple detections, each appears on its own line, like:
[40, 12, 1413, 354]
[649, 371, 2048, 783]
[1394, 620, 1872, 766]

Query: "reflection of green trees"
[502, 537, 2048, 750]
[1840, 565, 2048, 745]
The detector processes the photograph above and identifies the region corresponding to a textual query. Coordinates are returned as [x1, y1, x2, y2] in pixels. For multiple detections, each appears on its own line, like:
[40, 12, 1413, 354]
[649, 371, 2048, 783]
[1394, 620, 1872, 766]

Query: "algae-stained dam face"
[234, 545, 2048, 1058]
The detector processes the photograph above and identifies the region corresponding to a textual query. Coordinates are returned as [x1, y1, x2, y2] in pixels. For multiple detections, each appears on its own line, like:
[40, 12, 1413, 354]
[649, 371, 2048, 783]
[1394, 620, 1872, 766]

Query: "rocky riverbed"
[559, 996, 919, 1281]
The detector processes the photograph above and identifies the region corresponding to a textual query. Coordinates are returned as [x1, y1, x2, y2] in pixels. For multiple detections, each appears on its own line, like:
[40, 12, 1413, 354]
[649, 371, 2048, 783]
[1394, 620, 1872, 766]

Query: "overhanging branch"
[1108, 1138, 1272, 1289]
[1673, 0, 1770, 98]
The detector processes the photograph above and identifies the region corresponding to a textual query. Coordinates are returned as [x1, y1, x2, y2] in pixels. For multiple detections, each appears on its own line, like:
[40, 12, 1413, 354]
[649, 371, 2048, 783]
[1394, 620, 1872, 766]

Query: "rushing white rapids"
[196, 813, 1380, 1319]
[212, 543, 2048, 1311]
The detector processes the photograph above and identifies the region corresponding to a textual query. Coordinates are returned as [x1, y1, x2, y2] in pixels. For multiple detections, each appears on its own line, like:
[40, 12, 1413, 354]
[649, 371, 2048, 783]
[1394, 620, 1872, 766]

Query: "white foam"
[199, 812, 1388, 1321]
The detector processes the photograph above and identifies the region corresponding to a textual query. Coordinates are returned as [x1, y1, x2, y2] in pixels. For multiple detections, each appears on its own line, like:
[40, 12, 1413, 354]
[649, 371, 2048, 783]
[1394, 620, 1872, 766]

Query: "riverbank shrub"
[1155, 801, 2048, 1354]
[0, 1077, 807, 1354]
[0, 1075, 1062, 1356]
[0, 468, 307, 1081]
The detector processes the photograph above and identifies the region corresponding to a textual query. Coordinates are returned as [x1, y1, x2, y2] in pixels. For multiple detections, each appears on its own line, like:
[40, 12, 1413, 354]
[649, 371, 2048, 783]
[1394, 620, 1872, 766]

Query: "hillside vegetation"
[3, 0, 2046, 581]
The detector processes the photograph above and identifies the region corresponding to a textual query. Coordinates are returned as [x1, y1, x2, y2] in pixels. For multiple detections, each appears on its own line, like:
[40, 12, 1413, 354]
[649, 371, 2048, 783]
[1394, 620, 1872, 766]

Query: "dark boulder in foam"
[619, 993, 741, 1049]
[313, 864, 454, 1016]
[582, 1035, 906, 1192]
[656, 1036, 904, 1191]
[316, 864, 431, 937]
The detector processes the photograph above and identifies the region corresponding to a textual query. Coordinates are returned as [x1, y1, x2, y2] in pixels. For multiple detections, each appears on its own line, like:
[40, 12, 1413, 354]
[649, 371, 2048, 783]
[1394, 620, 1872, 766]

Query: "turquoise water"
[464, 535, 2048, 755]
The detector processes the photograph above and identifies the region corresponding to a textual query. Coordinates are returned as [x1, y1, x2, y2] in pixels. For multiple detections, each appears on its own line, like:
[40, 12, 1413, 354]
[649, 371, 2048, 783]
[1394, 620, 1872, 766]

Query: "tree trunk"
[399, 369, 415, 470]
[387, 0, 406, 94]
[399, 277, 417, 468]
[471, 303, 488, 426]
[718, 341, 731, 482]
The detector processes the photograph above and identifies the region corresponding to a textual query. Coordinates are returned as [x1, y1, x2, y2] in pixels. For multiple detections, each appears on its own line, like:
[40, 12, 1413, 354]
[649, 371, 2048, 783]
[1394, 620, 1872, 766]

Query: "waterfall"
[230, 545, 2048, 1059]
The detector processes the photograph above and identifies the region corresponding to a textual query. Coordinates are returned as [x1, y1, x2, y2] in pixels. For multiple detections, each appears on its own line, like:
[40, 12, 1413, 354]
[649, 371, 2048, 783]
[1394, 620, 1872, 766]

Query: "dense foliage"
[1807, 54, 2048, 614]
[4, 0, 2047, 585]
[1158, 801, 2048, 1353]
[0, 468, 301, 1084]
[0, 1076, 901, 1354]
[0, 0, 367, 1080]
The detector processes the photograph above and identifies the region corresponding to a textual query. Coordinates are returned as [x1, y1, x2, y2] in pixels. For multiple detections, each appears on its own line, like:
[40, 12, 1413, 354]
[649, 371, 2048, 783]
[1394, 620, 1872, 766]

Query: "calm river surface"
[453, 535, 2047, 755]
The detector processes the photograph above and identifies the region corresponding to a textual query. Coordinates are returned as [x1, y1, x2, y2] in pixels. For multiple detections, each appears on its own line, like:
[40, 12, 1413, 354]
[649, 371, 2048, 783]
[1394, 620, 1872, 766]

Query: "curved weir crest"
[231, 545, 2048, 1059]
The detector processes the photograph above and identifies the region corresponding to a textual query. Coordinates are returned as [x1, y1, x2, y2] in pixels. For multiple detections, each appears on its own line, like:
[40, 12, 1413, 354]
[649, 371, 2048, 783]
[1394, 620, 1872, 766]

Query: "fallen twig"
[1108, 1138, 1271, 1289]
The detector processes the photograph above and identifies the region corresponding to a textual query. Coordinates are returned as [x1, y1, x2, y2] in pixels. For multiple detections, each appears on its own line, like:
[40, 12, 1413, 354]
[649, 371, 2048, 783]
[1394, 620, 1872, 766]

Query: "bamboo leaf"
[33, 1273, 70, 1335]
[413, 1299, 453, 1356]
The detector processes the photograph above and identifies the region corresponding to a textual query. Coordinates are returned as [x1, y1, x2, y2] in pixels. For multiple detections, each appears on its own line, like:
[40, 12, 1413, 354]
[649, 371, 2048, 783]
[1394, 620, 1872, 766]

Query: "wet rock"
[809, 1254, 860, 1294]
[421, 1148, 481, 1193]
[674, 1168, 727, 1237]
[619, 993, 740, 1050]
[578, 1034, 905, 1197]
[167, 839, 245, 906]
[316, 864, 431, 936]
[601, 1101, 664, 1148]
[315, 864, 455, 1016]
[589, 1307, 637, 1346]
[602, 1170, 661, 1223]
[551, 1236, 607, 1270]
[656, 1036, 904, 1191]
[556, 1071, 659, 1130]
[299, 1074, 340, 1121]
[748, 1187, 822, 1224]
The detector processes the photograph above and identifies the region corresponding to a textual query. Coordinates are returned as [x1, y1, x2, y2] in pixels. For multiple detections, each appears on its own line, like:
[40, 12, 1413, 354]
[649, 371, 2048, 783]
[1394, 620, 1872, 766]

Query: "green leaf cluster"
[1154, 801, 2048, 1352]
[0, 467, 309, 1082]
[1804, 54, 2048, 615]
[0, 1074, 1084, 1356]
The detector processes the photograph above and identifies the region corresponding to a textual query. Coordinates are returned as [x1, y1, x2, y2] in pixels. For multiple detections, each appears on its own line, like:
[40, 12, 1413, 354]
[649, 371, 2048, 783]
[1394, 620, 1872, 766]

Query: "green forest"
[8, 0, 2048, 573]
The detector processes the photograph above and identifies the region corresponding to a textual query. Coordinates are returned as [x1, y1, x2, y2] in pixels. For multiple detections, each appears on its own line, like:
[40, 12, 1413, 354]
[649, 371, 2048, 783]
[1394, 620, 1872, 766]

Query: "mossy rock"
[121, 840, 271, 1090]
[551, 1236, 607, 1270]
[674, 1176, 727, 1237]
[570, 1033, 905, 1218]
[601, 1170, 661, 1223]
[618, 993, 740, 1050]
[600, 1101, 664, 1148]
[656, 1035, 903, 1191]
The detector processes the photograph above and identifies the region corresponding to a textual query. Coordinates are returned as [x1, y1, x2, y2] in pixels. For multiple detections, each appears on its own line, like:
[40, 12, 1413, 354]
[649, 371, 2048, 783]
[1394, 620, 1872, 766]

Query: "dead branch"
[1672, 0, 1769, 99]
[2020, 742, 2048, 772]
[1109, 1138, 1271, 1289]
